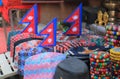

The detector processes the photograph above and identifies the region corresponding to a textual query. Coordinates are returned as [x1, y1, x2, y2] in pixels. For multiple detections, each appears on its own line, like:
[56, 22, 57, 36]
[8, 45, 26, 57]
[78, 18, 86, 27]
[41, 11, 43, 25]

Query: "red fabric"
[0, 0, 41, 22]
[2, 6, 9, 22]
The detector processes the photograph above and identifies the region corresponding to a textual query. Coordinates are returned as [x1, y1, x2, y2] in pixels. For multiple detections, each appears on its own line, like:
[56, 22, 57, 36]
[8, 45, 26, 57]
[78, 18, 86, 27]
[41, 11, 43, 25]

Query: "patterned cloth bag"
[24, 52, 66, 79]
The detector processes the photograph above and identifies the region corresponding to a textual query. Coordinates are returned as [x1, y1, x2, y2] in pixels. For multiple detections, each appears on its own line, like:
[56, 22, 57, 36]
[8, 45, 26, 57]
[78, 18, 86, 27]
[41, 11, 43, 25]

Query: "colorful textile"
[24, 52, 66, 79]
[10, 33, 43, 59]
[18, 47, 44, 75]
[14, 40, 42, 67]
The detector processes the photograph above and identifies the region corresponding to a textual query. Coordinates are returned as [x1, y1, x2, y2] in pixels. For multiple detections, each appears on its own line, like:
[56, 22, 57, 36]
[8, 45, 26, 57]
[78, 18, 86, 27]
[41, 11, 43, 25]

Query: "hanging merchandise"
[24, 52, 66, 79]
[110, 47, 120, 79]
[90, 51, 111, 79]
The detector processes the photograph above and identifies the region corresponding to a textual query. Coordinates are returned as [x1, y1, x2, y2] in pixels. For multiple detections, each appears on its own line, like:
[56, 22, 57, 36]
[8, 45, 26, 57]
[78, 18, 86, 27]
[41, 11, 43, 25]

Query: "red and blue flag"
[63, 3, 82, 36]
[39, 18, 57, 47]
[19, 4, 38, 34]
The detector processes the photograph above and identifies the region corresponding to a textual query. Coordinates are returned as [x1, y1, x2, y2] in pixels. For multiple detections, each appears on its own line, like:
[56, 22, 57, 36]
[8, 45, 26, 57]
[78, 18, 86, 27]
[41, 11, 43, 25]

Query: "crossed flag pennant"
[18, 4, 57, 47]
[39, 18, 57, 47]
[19, 4, 38, 34]
[63, 3, 82, 36]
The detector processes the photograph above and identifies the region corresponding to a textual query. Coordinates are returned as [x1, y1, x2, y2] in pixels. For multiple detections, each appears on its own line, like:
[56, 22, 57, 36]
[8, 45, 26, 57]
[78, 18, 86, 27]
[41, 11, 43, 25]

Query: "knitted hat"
[24, 52, 66, 79]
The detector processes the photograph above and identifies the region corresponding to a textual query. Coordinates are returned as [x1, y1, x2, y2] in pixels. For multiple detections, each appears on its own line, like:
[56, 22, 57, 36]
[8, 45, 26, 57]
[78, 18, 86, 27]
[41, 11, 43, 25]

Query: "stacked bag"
[104, 24, 120, 48]
[110, 47, 120, 79]
[90, 51, 111, 79]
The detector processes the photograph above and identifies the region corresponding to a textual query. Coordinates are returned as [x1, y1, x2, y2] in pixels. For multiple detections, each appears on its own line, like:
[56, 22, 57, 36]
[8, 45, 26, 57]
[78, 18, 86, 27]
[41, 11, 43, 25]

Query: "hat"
[54, 57, 89, 79]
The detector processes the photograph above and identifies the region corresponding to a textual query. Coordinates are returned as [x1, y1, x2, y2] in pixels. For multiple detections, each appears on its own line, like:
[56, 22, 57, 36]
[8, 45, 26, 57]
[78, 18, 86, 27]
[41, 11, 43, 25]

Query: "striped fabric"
[24, 52, 66, 79]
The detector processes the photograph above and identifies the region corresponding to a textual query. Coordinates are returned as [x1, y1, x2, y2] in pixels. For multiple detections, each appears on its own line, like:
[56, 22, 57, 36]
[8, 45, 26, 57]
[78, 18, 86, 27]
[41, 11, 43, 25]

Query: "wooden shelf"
[22, 0, 64, 3]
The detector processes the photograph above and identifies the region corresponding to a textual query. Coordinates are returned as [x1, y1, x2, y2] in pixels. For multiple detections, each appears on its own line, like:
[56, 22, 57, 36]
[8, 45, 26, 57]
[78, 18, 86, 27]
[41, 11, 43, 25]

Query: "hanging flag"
[63, 3, 82, 36]
[19, 4, 38, 34]
[39, 18, 57, 47]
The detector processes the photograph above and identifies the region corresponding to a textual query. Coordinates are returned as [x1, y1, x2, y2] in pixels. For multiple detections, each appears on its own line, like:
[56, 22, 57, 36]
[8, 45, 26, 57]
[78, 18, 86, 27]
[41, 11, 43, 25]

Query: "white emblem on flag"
[72, 15, 78, 20]
[72, 27, 77, 32]
[48, 38, 52, 43]
[28, 16, 33, 20]
[28, 27, 33, 32]
[47, 29, 52, 33]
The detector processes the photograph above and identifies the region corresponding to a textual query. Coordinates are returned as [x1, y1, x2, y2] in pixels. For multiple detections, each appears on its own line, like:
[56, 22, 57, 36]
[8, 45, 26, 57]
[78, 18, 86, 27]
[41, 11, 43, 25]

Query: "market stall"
[0, 0, 120, 79]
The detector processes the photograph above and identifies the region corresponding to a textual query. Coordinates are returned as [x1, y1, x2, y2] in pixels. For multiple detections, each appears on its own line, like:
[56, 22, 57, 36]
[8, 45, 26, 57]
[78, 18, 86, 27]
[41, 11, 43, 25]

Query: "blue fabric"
[0, 0, 2, 6]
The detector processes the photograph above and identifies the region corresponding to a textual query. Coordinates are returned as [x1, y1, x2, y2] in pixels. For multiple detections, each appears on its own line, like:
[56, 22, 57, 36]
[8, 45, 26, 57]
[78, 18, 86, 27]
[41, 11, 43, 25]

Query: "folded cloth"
[24, 52, 66, 79]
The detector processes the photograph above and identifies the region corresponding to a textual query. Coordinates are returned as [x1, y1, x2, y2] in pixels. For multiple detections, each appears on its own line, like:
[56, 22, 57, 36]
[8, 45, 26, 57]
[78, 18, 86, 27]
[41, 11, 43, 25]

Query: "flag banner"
[39, 18, 57, 47]
[19, 4, 38, 34]
[63, 3, 82, 36]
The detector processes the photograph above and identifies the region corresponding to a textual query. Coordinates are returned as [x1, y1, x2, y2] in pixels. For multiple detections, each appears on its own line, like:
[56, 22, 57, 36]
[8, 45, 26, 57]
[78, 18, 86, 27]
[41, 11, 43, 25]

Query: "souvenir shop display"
[90, 51, 111, 79]
[1, 1, 120, 78]
[110, 48, 120, 79]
